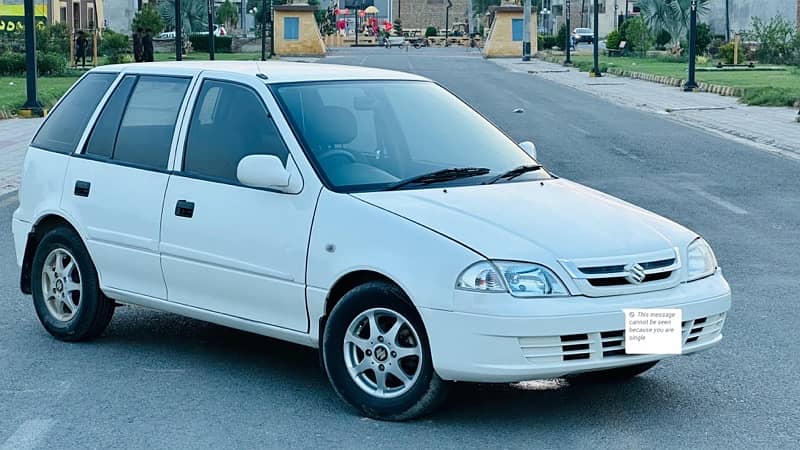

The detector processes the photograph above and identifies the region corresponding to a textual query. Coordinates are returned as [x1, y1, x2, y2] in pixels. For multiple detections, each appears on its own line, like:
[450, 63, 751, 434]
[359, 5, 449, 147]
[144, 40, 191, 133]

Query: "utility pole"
[175, 0, 182, 61]
[207, 0, 216, 60]
[522, 0, 531, 61]
[590, 0, 601, 76]
[724, 0, 730, 41]
[21, 0, 43, 117]
[445, 0, 452, 47]
[260, 0, 267, 60]
[684, 0, 699, 90]
[564, 0, 572, 65]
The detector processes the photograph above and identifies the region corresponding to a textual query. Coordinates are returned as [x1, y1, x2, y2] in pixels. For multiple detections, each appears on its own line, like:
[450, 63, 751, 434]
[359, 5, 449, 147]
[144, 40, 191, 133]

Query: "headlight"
[456, 261, 569, 297]
[686, 238, 718, 281]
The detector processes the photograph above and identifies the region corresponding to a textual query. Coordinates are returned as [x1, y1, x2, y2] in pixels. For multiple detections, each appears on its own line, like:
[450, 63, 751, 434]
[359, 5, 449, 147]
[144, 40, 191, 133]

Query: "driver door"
[159, 74, 318, 332]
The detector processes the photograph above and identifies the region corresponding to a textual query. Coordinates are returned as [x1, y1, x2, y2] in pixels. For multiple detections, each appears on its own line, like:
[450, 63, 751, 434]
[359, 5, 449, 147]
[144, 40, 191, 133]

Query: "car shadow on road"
[95, 306, 692, 424]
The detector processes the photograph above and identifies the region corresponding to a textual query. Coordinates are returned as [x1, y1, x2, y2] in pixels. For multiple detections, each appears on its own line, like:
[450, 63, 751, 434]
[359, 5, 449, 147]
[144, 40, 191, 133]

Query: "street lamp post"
[207, 0, 215, 60]
[684, 0, 699, 91]
[175, 0, 183, 61]
[522, 0, 531, 61]
[564, 0, 572, 65]
[445, 0, 452, 47]
[22, 0, 43, 116]
[590, 0, 601, 77]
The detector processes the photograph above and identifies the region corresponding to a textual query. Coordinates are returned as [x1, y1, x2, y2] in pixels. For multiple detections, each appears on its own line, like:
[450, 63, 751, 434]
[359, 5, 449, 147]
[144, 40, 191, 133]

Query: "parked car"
[12, 61, 730, 421]
[573, 27, 594, 43]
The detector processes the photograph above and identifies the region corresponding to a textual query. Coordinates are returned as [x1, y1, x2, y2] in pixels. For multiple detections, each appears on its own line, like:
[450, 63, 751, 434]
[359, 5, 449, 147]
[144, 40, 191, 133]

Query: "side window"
[84, 75, 137, 158]
[183, 80, 289, 184]
[32, 72, 117, 154]
[113, 76, 190, 170]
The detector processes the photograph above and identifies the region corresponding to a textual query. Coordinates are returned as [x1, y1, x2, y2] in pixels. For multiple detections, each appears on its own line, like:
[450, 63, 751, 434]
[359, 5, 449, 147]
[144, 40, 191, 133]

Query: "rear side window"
[32, 72, 117, 154]
[113, 76, 190, 170]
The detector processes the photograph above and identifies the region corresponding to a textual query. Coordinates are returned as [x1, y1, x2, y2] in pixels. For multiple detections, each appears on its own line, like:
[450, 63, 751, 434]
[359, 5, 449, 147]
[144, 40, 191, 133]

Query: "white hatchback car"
[12, 62, 730, 420]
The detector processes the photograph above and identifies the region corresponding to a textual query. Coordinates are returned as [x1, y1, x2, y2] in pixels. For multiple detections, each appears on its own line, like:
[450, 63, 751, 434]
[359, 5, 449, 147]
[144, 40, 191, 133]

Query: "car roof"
[93, 60, 431, 84]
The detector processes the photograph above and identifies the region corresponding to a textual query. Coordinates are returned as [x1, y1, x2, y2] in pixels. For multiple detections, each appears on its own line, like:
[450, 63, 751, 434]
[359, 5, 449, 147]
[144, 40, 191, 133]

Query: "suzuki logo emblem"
[624, 263, 646, 284]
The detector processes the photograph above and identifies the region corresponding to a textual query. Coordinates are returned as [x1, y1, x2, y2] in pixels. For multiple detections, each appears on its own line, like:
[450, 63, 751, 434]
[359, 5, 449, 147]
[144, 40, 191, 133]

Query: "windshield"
[272, 80, 548, 192]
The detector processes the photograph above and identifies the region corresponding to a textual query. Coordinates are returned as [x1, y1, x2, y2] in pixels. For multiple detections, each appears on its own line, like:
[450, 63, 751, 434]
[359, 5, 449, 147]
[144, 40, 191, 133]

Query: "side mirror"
[237, 154, 291, 190]
[518, 141, 537, 159]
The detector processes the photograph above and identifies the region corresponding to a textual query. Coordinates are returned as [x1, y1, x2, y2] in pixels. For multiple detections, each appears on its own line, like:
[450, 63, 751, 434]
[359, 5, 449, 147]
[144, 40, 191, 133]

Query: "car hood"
[353, 178, 696, 261]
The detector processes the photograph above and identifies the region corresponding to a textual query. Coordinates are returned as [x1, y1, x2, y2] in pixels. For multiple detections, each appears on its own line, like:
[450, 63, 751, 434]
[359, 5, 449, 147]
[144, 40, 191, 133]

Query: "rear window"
[576, 28, 592, 33]
[31, 72, 117, 154]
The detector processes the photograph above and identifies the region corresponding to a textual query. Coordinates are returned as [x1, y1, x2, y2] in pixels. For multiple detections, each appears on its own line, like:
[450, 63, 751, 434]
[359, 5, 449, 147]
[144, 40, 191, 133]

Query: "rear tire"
[569, 361, 659, 383]
[31, 227, 115, 341]
[322, 281, 448, 421]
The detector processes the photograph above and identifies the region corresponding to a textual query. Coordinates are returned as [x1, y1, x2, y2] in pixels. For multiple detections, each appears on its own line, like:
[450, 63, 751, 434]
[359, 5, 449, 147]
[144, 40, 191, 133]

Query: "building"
[548, 0, 628, 37]
[0, 0, 104, 31]
[705, 0, 797, 36]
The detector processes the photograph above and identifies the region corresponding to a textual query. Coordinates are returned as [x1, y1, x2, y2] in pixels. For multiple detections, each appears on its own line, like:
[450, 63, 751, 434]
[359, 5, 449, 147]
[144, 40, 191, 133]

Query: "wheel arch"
[20, 214, 83, 294]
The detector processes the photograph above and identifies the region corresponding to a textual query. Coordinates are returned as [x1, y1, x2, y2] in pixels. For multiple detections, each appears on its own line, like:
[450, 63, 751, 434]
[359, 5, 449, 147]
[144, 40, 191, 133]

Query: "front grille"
[560, 250, 682, 296]
[518, 313, 726, 364]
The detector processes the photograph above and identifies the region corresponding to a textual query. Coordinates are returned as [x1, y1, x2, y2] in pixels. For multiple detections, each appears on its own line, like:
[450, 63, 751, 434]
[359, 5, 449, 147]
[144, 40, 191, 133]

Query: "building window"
[511, 18, 523, 41]
[284, 17, 300, 40]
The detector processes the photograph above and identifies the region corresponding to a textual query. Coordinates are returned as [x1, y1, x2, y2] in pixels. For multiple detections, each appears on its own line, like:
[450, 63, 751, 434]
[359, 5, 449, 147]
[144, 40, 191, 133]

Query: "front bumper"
[419, 272, 730, 383]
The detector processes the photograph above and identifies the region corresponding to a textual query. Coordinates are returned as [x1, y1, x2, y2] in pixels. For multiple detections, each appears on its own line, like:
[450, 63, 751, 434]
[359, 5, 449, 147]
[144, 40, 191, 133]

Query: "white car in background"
[11, 61, 730, 421]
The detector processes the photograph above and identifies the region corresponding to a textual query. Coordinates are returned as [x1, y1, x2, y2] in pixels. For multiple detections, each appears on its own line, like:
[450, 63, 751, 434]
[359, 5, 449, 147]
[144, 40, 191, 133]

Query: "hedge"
[0, 51, 67, 76]
[189, 35, 233, 53]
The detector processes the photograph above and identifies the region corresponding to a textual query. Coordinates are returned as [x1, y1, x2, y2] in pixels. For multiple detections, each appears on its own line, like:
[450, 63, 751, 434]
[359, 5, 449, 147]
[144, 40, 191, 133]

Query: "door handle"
[74, 180, 91, 197]
[175, 200, 195, 218]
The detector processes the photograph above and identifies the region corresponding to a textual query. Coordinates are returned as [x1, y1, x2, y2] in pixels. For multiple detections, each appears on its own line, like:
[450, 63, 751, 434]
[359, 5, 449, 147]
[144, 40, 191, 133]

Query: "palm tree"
[217, 0, 240, 31]
[159, 0, 208, 34]
[637, 0, 710, 46]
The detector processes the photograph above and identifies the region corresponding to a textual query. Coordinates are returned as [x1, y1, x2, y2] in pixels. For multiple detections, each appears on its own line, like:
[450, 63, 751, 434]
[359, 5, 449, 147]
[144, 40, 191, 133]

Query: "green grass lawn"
[154, 52, 265, 62]
[0, 75, 80, 119]
[565, 55, 800, 106]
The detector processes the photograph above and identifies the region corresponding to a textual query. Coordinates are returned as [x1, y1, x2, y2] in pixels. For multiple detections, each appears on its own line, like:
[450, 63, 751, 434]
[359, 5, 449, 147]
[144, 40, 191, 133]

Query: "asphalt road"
[2, 48, 798, 449]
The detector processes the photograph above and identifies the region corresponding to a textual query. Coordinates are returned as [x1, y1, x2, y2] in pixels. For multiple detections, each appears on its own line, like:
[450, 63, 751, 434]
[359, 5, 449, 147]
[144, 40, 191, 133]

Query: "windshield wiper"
[386, 167, 491, 191]
[485, 164, 543, 185]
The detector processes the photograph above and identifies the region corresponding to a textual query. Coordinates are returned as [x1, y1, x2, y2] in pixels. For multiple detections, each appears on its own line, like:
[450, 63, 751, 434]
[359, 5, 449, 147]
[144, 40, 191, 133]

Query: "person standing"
[142, 29, 154, 62]
[133, 27, 144, 62]
[74, 30, 88, 68]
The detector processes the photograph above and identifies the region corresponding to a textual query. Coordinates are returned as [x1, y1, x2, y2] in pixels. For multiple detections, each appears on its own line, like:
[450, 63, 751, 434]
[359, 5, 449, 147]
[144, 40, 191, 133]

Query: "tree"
[132, 3, 165, 35]
[216, 0, 239, 31]
[637, 0, 710, 46]
[159, 0, 208, 34]
[620, 16, 653, 54]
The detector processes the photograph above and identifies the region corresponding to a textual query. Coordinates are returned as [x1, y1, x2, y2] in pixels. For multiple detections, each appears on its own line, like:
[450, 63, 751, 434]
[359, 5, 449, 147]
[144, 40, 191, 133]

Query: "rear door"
[61, 73, 194, 299]
[159, 73, 319, 332]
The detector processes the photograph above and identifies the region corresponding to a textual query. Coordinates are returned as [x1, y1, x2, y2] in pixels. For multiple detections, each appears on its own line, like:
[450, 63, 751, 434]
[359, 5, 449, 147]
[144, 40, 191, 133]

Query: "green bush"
[0, 52, 25, 75]
[695, 23, 712, 55]
[37, 52, 67, 76]
[425, 26, 438, 38]
[37, 23, 71, 55]
[189, 35, 233, 53]
[541, 35, 557, 50]
[620, 16, 652, 53]
[0, 51, 65, 75]
[574, 60, 609, 73]
[100, 29, 130, 64]
[655, 29, 671, 48]
[740, 87, 800, 107]
[556, 24, 568, 50]
[745, 16, 799, 65]
[605, 29, 621, 51]
[718, 42, 745, 64]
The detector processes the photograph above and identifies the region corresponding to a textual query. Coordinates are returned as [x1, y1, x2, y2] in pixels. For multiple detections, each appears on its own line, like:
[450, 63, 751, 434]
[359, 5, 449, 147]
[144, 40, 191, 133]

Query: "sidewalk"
[490, 58, 800, 161]
[0, 118, 42, 196]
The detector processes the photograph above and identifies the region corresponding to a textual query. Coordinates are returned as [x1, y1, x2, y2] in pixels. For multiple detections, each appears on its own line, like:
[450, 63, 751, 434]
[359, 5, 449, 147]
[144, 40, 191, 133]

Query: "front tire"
[322, 281, 448, 421]
[31, 227, 115, 341]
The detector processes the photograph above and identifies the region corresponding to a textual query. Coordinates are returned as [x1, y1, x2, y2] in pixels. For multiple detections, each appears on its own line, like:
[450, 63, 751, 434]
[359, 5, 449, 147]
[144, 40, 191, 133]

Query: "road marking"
[683, 183, 748, 215]
[1, 419, 55, 450]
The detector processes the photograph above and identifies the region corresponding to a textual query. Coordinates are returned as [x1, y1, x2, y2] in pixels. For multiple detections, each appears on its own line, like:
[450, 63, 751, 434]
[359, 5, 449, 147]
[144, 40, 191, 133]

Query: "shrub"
[99, 29, 130, 64]
[744, 16, 798, 64]
[574, 60, 608, 73]
[718, 42, 745, 64]
[0, 52, 25, 75]
[605, 29, 621, 51]
[541, 35, 557, 50]
[37, 23, 71, 55]
[393, 18, 403, 36]
[740, 87, 800, 107]
[425, 26, 438, 37]
[37, 52, 67, 76]
[655, 29, 671, 48]
[707, 36, 724, 57]
[188, 35, 233, 53]
[620, 17, 652, 53]
[696, 23, 712, 55]
[556, 24, 568, 50]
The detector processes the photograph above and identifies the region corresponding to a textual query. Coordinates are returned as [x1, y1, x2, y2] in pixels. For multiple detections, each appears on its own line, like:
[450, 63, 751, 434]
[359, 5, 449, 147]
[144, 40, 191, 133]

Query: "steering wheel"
[317, 149, 357, 165]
